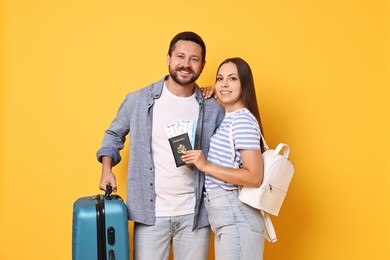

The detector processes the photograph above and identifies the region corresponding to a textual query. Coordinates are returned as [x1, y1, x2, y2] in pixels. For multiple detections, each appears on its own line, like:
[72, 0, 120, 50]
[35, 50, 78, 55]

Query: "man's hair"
[168, 31, 206, 61]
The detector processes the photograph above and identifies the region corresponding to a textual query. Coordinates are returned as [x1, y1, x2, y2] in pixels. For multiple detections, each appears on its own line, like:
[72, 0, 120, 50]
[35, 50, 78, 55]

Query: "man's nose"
[182, 58, 191, 67]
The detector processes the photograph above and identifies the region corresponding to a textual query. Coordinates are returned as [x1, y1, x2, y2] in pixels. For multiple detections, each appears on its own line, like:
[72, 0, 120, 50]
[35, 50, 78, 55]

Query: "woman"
[182, 57, 265, 260]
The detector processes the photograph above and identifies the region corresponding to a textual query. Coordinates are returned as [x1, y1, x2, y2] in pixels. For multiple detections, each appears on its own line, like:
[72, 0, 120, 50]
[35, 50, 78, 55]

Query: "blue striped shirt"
[205, 108, 261, 190]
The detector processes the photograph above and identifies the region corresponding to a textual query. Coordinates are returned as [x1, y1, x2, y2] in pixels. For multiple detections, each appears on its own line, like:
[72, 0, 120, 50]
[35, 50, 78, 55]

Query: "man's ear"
[200, 60, 206, 73]
[166, 54, 171, 67]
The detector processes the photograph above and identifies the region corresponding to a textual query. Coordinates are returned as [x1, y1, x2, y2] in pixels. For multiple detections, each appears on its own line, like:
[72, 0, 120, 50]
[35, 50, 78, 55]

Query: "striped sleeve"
[232, 113, 261, 151]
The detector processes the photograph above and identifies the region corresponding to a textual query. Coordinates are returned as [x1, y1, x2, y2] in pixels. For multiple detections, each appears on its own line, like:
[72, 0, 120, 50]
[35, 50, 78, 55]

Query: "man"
[97, 31, 225, 260]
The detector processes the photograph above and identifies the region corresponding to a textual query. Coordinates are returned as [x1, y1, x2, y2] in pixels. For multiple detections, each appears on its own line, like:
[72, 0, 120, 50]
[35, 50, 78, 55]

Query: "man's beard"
[169, 66, 200, 86]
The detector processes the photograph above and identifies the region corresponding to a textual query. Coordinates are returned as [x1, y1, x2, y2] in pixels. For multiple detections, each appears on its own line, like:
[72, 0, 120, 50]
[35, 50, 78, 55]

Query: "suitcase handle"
[105, 185, 113, 199]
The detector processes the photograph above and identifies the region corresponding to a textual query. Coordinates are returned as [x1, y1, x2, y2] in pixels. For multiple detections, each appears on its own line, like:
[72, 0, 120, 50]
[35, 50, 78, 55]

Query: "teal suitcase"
[72, 187, 130, 260]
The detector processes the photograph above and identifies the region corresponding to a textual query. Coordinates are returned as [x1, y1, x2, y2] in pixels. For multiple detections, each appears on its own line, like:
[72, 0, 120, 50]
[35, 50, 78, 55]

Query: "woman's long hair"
[217, 57, 265, 152]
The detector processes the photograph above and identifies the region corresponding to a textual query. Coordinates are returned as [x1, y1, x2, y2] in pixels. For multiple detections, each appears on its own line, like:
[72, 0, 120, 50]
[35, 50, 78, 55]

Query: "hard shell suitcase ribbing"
[72, 187, 130, 260]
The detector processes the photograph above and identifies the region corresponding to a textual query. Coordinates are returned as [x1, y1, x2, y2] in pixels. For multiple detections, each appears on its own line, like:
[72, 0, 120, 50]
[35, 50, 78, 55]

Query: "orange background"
[1, 0, 389, 259]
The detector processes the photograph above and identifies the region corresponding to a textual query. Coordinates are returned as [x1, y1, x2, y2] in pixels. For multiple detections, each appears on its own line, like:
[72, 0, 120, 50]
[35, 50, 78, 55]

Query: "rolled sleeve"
[96, 147, 122, 165]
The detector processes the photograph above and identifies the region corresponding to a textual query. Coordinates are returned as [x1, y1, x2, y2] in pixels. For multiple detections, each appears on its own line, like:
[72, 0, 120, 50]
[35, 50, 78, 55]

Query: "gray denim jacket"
[97, 76, 225, 230]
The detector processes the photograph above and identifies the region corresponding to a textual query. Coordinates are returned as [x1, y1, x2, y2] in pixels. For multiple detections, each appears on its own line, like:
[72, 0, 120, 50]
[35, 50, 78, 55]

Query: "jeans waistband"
[204, 186, 240, 201]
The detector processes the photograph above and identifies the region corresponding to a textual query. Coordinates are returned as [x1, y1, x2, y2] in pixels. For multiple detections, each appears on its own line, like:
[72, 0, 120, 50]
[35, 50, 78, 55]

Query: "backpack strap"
[260, 133, 269, 151]
[261, 211, 278, 243]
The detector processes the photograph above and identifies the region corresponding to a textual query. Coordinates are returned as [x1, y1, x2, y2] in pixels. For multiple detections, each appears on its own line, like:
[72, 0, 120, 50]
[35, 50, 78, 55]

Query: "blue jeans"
[133, 214, 210, 260]
[204, 187, 265, 260]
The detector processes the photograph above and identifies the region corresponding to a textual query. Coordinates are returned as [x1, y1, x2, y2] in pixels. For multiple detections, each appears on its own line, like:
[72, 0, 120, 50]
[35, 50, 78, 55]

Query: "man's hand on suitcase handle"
[100, 171, 117, 193]
[100, 156, 117, 193]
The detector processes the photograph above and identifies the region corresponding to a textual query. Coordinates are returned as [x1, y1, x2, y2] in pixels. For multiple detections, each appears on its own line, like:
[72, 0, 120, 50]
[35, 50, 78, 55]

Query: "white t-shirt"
[152, 83, 199, 217]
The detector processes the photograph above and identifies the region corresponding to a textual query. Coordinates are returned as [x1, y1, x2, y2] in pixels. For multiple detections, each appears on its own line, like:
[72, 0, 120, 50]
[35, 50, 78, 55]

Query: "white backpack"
[229, 128, 294, 243]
